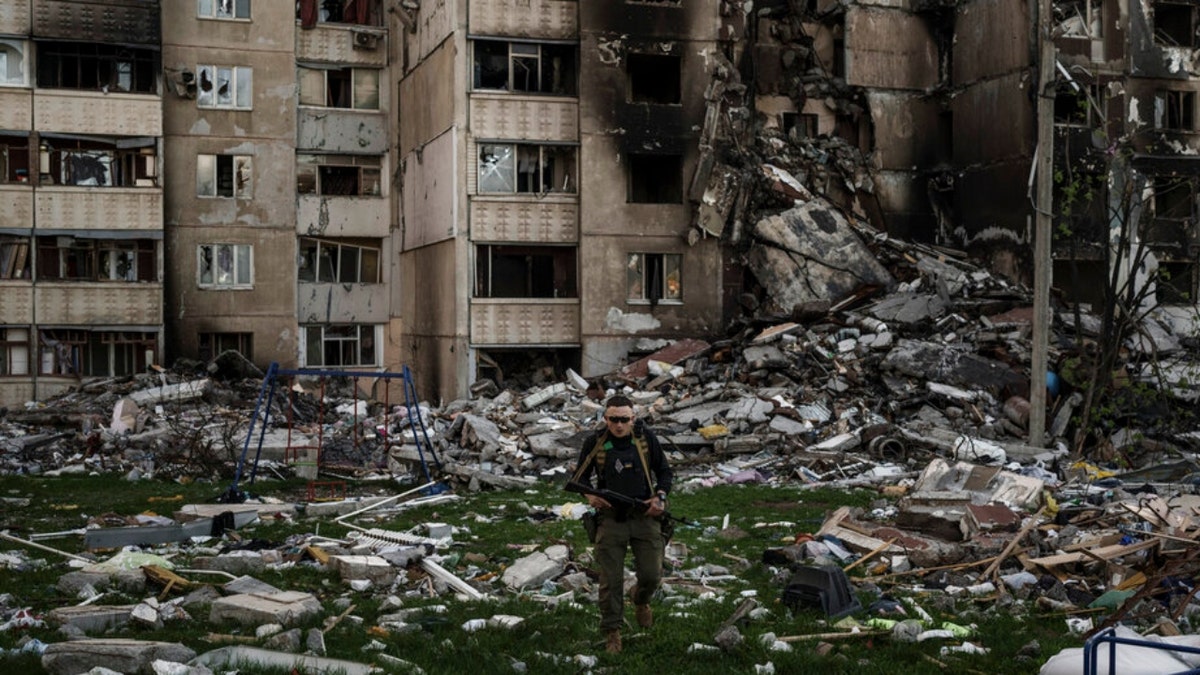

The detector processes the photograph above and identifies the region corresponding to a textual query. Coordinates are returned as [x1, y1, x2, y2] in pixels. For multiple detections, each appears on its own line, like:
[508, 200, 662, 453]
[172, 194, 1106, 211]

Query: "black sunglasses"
[606, 416, 632, 424]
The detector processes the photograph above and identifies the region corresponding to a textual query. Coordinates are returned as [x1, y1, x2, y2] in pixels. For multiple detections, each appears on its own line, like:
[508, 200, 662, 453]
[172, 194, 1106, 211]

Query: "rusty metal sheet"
[618, 337, 710, 380]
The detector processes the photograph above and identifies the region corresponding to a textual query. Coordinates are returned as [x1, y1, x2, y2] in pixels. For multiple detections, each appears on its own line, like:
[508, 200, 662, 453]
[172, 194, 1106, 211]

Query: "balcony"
[298, 282, 389, 324]
[468, 0, 577, 40]
[297, 195, 388, 237]
[470, 197, 578, 243]
[471, 298, 580, 346]
[37, 187, 163, 233]
[34, 90, 161, 137]
[0, 87, 32, 129]
[470, 94, 578, 142]
[296, 24, 386, 67]
[0, 185, 33, 230]
[298, 108, 388, 154]
[0, 282, 33, 323]
[35, 282, 162, 325]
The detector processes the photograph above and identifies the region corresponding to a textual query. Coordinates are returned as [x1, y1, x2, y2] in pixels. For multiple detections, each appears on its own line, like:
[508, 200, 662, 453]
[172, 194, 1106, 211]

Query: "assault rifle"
[565, 480, 697, 527]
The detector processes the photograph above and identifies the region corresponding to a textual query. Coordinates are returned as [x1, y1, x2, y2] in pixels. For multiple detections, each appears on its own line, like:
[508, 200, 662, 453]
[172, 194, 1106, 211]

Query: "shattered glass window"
[1154, 2, 1197, 47]
[197, 154, 252, 198]
[0, 39, 28, 86]
[1055, 0, 1102, 38]
[472, 40, 577, 95]
[199, 0, 251, 19]
[198, 243, 253, 288]
[627, 253, 683, 302]
[197, 65, 252, 109]
[479, 144, 516, 193]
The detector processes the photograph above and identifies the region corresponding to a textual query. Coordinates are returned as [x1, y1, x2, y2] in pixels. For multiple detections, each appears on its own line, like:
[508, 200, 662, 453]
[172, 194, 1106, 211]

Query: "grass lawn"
[0, 473, 1083, 674]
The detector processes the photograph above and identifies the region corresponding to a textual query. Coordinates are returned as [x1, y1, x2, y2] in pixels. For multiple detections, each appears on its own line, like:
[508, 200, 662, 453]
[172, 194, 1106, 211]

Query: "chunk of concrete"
[330, 555, 397, 586]
[41, 639, 195, 675]
[191, 646, 378, 675]
[47, 605, 134, 634]
[501, 545, 570, 590]
[209, 591, 322, 628]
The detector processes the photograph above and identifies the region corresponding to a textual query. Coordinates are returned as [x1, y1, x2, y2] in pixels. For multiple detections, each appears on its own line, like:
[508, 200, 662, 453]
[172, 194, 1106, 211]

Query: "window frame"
[36, 237, 156, 282]
[197, 153, 253, 198]
[0, 39, 30, 88]
[296, 154, 383, 196]
[0, 327, 31, 376]
[627, 153, 683, 204]
[474, 244, 578, 298]
[36, 41, 158, 94]
[298, 237, 382, 284]
[302, 324, 380, 367]
[471, 39, 578, 96]
[298, 66, 380, 110]
[627, 252, 683, 304]
[477, 142, 577, 195]
[199, 332, 253, 362]
[0, 235, 31, 280]
[1154, 1, 1198, 48]
[1154, 90, 1197, 131]
[197, 243, 254, 289]
[196, 65, 253, 110]
[198, 0, 251, 20]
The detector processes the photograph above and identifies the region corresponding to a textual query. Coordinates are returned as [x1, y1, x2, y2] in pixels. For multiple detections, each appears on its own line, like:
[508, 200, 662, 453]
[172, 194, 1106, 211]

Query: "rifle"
[565, 480, 697, 528]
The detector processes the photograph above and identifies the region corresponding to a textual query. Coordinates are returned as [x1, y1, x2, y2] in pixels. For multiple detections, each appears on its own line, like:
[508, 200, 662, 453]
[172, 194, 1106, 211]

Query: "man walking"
[569, 395, 673, 654]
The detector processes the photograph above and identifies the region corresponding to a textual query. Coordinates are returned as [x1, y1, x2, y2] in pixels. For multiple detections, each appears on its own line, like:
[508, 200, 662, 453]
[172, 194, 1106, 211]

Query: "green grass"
[0, 475, 1084, 674]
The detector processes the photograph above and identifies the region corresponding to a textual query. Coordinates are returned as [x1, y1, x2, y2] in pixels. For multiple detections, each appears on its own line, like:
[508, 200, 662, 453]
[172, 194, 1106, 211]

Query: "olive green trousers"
[594, 512, 663, 631]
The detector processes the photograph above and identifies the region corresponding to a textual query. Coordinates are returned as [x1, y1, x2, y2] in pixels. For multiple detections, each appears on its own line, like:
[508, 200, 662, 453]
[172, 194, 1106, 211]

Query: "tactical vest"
[572, 430, 655, 494]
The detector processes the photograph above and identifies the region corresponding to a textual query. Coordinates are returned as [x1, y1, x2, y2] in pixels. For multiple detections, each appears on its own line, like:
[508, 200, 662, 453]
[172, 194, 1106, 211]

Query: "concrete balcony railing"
[298, 282, 389, 324]
[0, 184, 34, 230]
[36, 187, 163, 232]
[470, 196, 579, 243]
[469, 93, 578, 143]
[296, 23, 387, 67]
[0, 282, 34, 323]
[297, 195, 389, 237]
[34, 90, 161, 137]
[298, 108, 388, 154]
[0, 87, 32, 129]
[35, 282, 163, 325]
[468, 0, 577, 40]
[470, 298, 580, 346]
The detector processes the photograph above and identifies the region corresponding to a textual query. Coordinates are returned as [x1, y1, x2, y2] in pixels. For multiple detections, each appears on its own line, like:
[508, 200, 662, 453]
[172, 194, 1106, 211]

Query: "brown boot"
[635, 604, 653, 628]
[605, 629, 622, 654]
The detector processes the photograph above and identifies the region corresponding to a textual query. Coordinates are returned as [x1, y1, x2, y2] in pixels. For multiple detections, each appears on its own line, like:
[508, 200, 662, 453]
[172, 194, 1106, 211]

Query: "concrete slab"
[209, 591, 322, 627]
[41, 638, 195, 675]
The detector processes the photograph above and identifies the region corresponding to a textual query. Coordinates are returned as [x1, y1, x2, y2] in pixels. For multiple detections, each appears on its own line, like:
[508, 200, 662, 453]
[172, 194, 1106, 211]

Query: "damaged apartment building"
[0, 0, 1197, 407]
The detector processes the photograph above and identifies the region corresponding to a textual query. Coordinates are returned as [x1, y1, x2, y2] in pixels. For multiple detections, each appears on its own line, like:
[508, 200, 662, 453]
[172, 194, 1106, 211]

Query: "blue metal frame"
[219, 362, 442, 502]
[1084, 627, 1200, 675]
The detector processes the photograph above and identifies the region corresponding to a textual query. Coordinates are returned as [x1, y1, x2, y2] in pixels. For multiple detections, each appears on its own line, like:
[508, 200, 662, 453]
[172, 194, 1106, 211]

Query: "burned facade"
[0, 0, 164, 406]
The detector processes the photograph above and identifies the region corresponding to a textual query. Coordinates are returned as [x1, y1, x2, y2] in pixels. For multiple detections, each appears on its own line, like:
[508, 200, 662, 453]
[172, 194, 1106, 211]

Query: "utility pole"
[1030, 0, 1055, 447]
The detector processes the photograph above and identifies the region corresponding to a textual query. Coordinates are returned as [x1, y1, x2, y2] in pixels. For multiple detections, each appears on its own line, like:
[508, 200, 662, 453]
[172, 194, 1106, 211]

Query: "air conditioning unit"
[352, 30, 379, 50]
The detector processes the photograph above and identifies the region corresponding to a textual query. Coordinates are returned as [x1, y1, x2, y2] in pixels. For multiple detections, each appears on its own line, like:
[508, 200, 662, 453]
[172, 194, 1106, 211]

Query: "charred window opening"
[475, 348, 581, 393]
[627, 252, 682, 303]
[297, 0, 381, 26]
[197, 154, 251, 198]
[1053, 169, 1106, 245]
[472, 40, 577, 96]
[475, 245, 578, 298]
[1154, 2, 1199, 47]
[36, 41, 157, 93]
[1054, 84, 1102, 127]
[1143, 176, 1198, 255]
[1155, 90, 1196, 131]
[199, 332, 253, 362]
[39, 329, 156, 377]
[0, 328, 31, 376]
[36, 237, 156, 282]
[299, 237, 382, 284]
[0, 235, 31, 280]
[39, 138, 157, 188]
[477, 143, 576, 194]
[303, 324, 379, 367]
[1055, 0, 1103, 38]
[0, 39, 29, 86]
[297, 154, 382, 196]
[627, 53, 681, 104]
[198, 243, 253, 288]
[196, 65, 252, 109]
[782, 113, 819, 139]
[1158, 262, 1197, 304]
[628, 154, 682, 203]
[299, 66, 379, 109]
[0, 134, 30, 183]
[198, 0, 251, 19]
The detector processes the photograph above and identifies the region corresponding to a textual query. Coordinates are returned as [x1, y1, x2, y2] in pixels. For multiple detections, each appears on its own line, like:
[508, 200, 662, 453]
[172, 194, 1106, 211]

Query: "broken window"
[1054, 84, 1102, 127]
[1141, 175, 1198, 256]
[196, 65, 252, 109]
[199, 332, 253, 362]
[298, 66, 380, 109]
[474, 245, 578, 298]
[627, 52, 681, 104]
[303, 324, 379, 367]
[297, 154, 383, 196]
[1055, 0, 1103, 38]
[782, 113, 819, 139]
[1154, 2, 1199, 47]
[38, 329, 156, 377]
[298, 237, 381, 283]
[627, 252, 682, 303]
[0, 133, 30, 183]
[298, 0, 381, 26]
[0, 236, 31, 280]
[36, 41, 157, 93]
[36, 237, 156, 282]
[198, 0, 251, 19]
[0, 327, 31, 376]
[477, 143, 576, 194]
[0, 39, 29, 87]
[1155, 90, 1196, 131]
[1157, 261, 1197, 304]
[472, 40, 577, 95]
[39, 138, 157, 187]
[197, 154, 252, 198]
[628, 154, 682, 203]
[198, 243, 253, 288]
